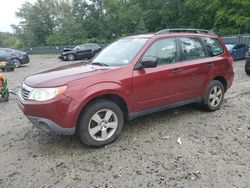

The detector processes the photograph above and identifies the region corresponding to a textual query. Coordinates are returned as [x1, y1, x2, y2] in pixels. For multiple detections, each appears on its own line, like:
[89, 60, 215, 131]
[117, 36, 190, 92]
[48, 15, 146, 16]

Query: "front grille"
[19, 83, 33, 101]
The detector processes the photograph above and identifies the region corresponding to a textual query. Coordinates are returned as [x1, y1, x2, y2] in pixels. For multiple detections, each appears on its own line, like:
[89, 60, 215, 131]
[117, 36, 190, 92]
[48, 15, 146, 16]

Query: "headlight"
[28, 86, 67, 101]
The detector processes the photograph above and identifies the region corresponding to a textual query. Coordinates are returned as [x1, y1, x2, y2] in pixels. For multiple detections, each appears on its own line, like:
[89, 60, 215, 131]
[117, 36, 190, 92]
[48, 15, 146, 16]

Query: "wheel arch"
[75, 93, 129, 129]
[213, 75, 228, 91]
[201, 74, 228, 99]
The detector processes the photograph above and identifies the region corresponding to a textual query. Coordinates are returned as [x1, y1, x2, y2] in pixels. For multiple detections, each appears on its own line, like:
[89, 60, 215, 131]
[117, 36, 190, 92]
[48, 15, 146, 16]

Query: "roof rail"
[124, 32, 147, 37]
[156, 28, 214, 35]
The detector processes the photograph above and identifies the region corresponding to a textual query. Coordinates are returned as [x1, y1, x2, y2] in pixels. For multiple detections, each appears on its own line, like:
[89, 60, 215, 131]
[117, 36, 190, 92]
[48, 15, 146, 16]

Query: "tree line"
[1, 0, 250, 48]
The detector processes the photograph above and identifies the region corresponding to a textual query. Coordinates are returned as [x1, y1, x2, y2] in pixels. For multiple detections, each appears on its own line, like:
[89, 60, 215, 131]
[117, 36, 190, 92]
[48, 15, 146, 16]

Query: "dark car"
[0, 48, 30, 68]
[19, 29, 234, 147]
[225, 43, 248, 61]
[245, 45, 250, 75]
[59, 43, 102, 61]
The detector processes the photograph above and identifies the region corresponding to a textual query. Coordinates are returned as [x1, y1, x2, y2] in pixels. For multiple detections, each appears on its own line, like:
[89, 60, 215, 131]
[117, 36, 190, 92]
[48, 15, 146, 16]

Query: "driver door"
[132, 37, 182, 112]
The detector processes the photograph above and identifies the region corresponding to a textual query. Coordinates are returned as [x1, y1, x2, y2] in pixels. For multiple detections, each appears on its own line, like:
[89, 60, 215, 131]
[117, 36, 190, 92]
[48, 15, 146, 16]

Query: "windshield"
[225, 44, 234, 51]
[92, 38, 149, 67]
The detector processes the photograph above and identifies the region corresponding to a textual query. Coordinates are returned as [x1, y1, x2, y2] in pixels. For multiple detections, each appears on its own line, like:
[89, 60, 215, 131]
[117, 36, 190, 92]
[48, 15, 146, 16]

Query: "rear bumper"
[226, 69, 234, 90]
[27, 116, 75, 135]
[20, 56, 30, 64]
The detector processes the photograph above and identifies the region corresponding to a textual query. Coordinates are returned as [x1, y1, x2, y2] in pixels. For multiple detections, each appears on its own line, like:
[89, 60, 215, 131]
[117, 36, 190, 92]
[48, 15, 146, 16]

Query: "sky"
[0, 0, 37, 33]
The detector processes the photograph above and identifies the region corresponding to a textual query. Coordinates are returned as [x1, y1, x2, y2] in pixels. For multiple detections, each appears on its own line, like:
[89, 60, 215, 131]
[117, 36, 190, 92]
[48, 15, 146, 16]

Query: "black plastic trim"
[128, 98, 203, 120]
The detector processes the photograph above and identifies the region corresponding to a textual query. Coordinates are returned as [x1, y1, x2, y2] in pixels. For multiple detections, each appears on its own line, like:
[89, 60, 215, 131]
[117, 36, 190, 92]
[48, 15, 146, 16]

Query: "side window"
[202, 37, 224, 56]
[79, 45, 87, 50]
[143, 38, 177, 65]
[85, 45, 92, 49]
[234, 45, 240, 50]
[239, 44, 246, 49]
[180, 37, 206, 60]
[0, 49, 7, 55]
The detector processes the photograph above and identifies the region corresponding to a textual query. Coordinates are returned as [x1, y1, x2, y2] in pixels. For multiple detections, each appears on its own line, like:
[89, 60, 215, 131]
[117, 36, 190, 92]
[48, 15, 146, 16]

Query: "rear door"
[177, 37, 208, 100]
[132, 37, 182, 112]
[238, 44, 247, 59]
[177, 36, 224, 100]
[77, 45, 92, 59]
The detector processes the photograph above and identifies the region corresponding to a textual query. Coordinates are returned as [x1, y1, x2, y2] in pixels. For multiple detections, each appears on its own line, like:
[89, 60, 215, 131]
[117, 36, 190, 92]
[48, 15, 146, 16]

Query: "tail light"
[228, 55, 233, 65]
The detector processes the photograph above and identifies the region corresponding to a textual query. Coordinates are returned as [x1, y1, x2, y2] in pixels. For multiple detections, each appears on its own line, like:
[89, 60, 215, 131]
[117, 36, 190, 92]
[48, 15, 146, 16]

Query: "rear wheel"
[245, 61, 250, 75]
[1, 89, 9, 102]
[203, 80, 224, 111]
[11, 58, 21, 68]
[67, 54, 75, 61]
[78, 99, 124, 147]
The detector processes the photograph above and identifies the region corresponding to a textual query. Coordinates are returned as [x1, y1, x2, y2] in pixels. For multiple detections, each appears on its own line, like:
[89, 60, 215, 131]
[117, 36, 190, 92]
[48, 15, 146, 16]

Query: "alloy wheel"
[209, 86, 222, 108]
[88, 109, 118, 141]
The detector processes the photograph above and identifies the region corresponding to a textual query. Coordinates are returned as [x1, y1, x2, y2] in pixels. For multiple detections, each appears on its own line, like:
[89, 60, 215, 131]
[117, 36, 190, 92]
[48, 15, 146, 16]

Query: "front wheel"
[77, 99, 124, 147]
[203, 80, 225, 111]
[67, 54, 75, 61]
[11, 58, 21, 68]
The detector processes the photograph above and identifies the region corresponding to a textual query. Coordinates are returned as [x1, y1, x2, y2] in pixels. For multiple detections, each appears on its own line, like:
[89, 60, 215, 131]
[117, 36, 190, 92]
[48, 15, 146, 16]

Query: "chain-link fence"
[19, 44, 108, 55]
[222, 34, 250, 46]
[18, 35, 250, 55]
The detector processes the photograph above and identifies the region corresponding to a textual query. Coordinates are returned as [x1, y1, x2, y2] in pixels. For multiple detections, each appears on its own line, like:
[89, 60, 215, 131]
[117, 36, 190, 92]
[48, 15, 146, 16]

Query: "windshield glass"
[92, 38, 148, 67]
[225, 44, 234, 51]
[73, 45, 84, 50]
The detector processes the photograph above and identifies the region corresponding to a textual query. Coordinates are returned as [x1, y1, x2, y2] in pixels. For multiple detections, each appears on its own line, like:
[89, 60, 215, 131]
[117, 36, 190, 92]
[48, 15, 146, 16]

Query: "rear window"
[180, 37, 206, 60]
[202, 37, 224, 56]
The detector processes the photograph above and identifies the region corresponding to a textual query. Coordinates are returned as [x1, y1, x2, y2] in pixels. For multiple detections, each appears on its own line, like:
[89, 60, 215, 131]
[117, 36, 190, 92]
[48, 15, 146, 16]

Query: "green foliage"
[0, 32, 20, 48]
[2, 0, 250, 48]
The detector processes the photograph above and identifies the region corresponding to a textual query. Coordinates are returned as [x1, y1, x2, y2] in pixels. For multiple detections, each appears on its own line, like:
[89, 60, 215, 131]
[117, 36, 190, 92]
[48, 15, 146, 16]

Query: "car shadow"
[23, 103, 204, 154]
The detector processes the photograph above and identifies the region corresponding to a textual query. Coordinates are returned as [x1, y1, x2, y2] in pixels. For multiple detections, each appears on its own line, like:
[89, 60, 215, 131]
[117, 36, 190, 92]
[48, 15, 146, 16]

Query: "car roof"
[156, 28, 213, 34]
[126, 32, 219, 40]
[125, 28, 218, 40]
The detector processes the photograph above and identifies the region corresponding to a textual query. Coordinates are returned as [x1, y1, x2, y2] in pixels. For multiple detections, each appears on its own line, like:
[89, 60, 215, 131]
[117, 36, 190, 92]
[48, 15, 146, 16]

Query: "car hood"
[24, 63, 116, 88]
[62, 48, 74, 52]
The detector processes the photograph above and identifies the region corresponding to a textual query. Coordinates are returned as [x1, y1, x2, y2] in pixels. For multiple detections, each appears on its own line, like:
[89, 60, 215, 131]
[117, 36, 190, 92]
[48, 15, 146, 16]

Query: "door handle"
[172, 68, 181, 74]
[207, 63, 214, 68]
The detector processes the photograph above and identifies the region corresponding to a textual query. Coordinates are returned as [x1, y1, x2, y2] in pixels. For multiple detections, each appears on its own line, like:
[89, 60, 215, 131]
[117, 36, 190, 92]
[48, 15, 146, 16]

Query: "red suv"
[18, 29, 234, 147]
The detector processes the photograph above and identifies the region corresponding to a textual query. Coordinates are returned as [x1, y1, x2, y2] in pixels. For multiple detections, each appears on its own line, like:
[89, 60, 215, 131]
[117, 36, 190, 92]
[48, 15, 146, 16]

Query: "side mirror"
[135, 56, 157, 69]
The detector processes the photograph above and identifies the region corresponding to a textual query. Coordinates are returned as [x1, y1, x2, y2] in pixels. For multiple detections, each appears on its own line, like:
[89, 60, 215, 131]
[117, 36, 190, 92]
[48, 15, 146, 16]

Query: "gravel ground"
[0, 55, 249, 188]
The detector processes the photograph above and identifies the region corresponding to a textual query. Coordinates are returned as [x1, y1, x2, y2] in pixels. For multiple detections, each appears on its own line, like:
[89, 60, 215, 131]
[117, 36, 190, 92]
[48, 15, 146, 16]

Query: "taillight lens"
[228, 55, 233, 64]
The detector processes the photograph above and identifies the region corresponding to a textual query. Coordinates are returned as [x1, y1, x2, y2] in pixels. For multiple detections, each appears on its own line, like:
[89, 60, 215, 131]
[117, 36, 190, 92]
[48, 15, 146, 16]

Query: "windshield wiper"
[91, 62, 109, 67]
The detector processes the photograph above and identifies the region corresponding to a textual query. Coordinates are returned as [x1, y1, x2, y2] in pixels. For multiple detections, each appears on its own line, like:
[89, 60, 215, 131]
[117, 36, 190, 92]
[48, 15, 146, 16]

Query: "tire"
[78, 99, 124, 147]
[245, 61, 250, 75]
[67, 54, 75, 61]
[11, 58, 21, 68]
[203, 80, 225, 111]
[1, 90, 9, 102]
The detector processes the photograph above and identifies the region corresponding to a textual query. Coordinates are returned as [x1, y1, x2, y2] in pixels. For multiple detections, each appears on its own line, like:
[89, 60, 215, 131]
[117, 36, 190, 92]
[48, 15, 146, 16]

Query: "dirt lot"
[0, 55, 249, 188]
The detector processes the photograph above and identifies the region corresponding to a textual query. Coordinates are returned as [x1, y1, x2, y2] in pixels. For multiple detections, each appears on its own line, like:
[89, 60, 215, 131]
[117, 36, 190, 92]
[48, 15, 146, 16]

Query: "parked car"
[18, 29, 234, 147]
[0, 48, 30, 68]
[59, 43, 102, 61]
[225, 43, 248, 61]
[245, 45, 250, 75]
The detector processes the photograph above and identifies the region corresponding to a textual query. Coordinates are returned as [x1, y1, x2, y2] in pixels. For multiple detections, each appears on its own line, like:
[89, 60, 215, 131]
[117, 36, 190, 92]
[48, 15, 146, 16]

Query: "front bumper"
[58, 54, 67, 61]
[246, 55, 250, 62]
[245, 57, 250, 71]
[27, 116, 75, 135]
[18, 92, 78, 135]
